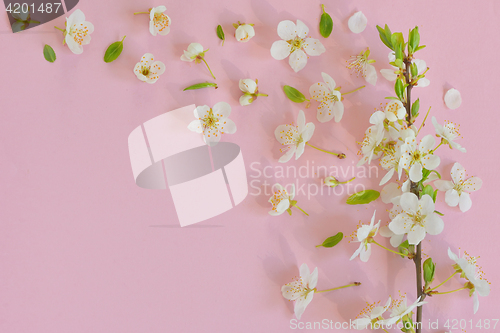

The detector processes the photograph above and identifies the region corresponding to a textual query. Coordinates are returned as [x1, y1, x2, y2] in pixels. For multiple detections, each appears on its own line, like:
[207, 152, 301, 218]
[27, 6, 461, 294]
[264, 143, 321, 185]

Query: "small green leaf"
[395, 79, 404, 100]
[391, 32, 404, 49]
[346, 190, 380, 205]
[423, 257, 436, 285]
[376, 24, 393, 50]
[408, 26, 420, 54]
[316, 232, 343, 248]
[432, 189, 438, 203]
[385, 97, 400, 100]
[104, 36, 126, 63]
[216, 25, 225, 46]
[411, 98, 420, 118]
[319, 4, 333, 38]
[283, 85, 306, 103]
[398, 240, 410, 258]
[394, 42, 404, 61]
[421, 185, 435, 199]
[410, 62, 418, 78]
[183, 82, 218, 91]
[415, 45, 426, 52]
[43, 44, 56, 63]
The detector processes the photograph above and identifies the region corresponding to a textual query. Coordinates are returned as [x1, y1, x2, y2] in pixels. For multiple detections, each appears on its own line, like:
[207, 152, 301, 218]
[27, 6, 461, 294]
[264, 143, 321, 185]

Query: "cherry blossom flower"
[133, 53, 165, 84]
[385, 100, 406, 122]
[448, 248, 490, 314]
[239, 79, 267, 106]
[346, 48, 377, 85]
[268, 183, 294, 216]
[180, 43, 216, 79]
[399, 134, 440, 182]
[187, 102, 236, 146]
[434, 163, 482, 212]
[350, 211, 381, 262]
[234, 23, 255, 42]
[11, 8, 39, 32]
[275, 110, 315, 163]
[353, 297, 391, 330]
[385, 296, 426, 326]
[56, 9, 94, 54]
[444, 88, 462, 109]
[270, 20, 325, 72]
[432, 117, 466, 153]
[309, 72, 344, 123]
[357, 125, 384, 166]
[149, 6, 171, 36]
[281, 263, 318, 320]
[348, 11, 367, 34]
[389, 192, 444, 245]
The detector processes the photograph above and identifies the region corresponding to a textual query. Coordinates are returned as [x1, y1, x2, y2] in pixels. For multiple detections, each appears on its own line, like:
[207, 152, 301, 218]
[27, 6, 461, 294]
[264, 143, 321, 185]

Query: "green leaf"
[423, 258, 436, 285]
[410, 62, 418, 78]
[346, 190, 380, 205]
[391, 32, 404, 49]
[316, 232, 343, 248]
[434, 210, 444, 216]
[394, 42, 404, 61]
[216, 25, 225, 46]
[319, 4, 333, 38]
[376, 24, 393, 50]
[408, 26, 420, 54]
[421, 185, 435, 199]
[411, 98, 420, 118]
[395, 79, 404, 100]
[432, 189, 438, 203]
[283, 85, 306, 103]
[104, 36, 126, 63]
[183, 82, 218, 91]
[43, 44, 56, 63]
[398, 240, 410, 258]
[385, 97, 400, 100]
[415, 45, 426, 52]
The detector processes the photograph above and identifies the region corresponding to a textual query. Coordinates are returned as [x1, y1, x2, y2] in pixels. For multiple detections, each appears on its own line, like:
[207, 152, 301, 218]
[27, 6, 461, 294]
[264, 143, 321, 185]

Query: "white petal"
[301, 123, 315, 142]
[475, 279, 491, 297]
[473, 292, 479, 314]
[212, 102, 231, 118]
[409, 163, 423, 182]
[445, 189, 460, 207]
[379, 226, 394, 238]
[421, 155, 440, 171]
[149, 61, 165, 76]
[295, 20, 309, 39]
[239, 94, 253, 106]
[348, 11, 367, 33]
[380, 69, 398, 81]
[239, 79, 257, 93]
[187, 120, 203, 133]
[275, 198, 290, 213]
[294, 291, 314, 320]
[270, 40, 291, 60]
[353, 318, 370, 330]
[463, 177, 482, 192]
[419, 134, 435, 153]
[458, 192, 472, 212]
[365, 64, 377, 85]
[309, 82, 330, 102]
[413, 59, 427, 73]
[279, 148, 296, 163]
[332, 102, 344, 123]
[316, 101, 335, 123]
[444, 88, 462, 110]
[451, 162, 466, 184]
[299, 263, 310, 280]
[400, 192, 419, 213]
[140, 53, 155, 68]
[417, 77, 430, 87]
[66, 36, 83, 54]
[424, 214, 444, 236]
[67, 9, 85, 26]
[218, 118, 236, 134]
[389, 214, 413, 235]
[308, 267, 318, 289]
[297, 110, 306, 132]
[434, 180, 453, 191]
[370, 111, 386, 125]
[390, 234, 404, 248]
[303, 38, 325, 56]
[407, 225, 426, 245]
[187, 43, 203, 55]
[360, 244, 372, 262]
[275, 124, 297, 144]
[295, 142, 306, 160]
[381, 181, 399, 202]
[350, 245, 362, 261]
[277, 20, 297, 40]
[321, 72, 336, 91]
[289, 49, 308, 72]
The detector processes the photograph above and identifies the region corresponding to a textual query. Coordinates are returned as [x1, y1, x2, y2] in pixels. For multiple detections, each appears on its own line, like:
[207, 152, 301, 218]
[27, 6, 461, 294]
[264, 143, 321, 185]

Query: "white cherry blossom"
[432, 117, 466, 153]
[133, 53, 166, 84]
[188, 102, 236, 146]
[281, 263, 318, 319]
[444, 88, 462, 109]
[268, 183, 295, 216]
[385, 297, 426, 326]
[63, 9, 94, 54]
[309, 72, 344, 123]
[275, 110, 315, 163]
[389, 192, 444, 245]
[380, 52, 429, 87]
[353, 297, 391, 330]
[350, 211, 380, 262]
[399, 134, 440, 182]
[435, 163, 482, 212]
[271, 20, 325, 72]
[149, 6, 171, 36]
[235, 23, 255, 42]
[346, 48, 377, 85]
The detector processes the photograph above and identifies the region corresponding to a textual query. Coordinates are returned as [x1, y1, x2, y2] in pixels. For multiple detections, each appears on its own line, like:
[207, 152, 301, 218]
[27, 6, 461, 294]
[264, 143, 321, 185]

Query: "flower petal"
[434, 180, 453, 191]
[301, 123, 315, 142]
[380, 68, 398, 81]
[463, 176, 482, 192]
[360, 244, 372, 262]
[149, 61, 165, 76]
[289, 49, 308, 72]
[309, 82, 330, 102]
[407, 225, 426, 245]
[277, 20, 297, 40]
[308, 267, 318, 289]
[66, 36, 83, 54]
[381, 181, 399, 202]
[348, 11, 367, 33]
[187, 43, 203, 55]
[424, 214, 444, 236]
[303, 38, 325, 56]
[409, 162, 423, 182]
[213, 102, 231, 118]
[295, 20, 309, 39]
[451, 162, 466, 184]
[445, 189, 460, 207]
[187, 120, 203, 133]
[239, 94, 253, 106]
[316, 101, 335, 123]
[444, 88, 462, 110]
[332, 102, 344, 123]
[270, 40, 291, 60]
[218, 118, 236, 134]
[350, 244, 362, 261]
[239, 79, 257, 93]
[421, 155, 440, 171]
[194, 105, 211, 119]
[279, 147, 296, 163]
[140, 53, 155, 68]
[294, 291, 314, 320]
[295, 141, 306, 160]
[458, 192, 472, 212]
[321, 72, 336, 91]
[400, 192, 419, 213]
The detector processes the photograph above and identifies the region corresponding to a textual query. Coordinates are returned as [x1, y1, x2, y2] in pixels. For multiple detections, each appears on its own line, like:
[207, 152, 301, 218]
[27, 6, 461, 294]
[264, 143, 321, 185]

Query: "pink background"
[1, 0, 499, 332]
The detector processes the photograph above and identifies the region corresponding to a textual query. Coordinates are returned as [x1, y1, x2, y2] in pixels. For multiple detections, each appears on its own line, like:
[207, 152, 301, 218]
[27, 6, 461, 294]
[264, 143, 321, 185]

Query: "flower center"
[154, 13, 170, 30]
[202, 109, 219, 130]
[141, 67, 150, 76]
[346, 54, 368, 76]
[408, 211, 425, 227]
[288, 37, 304, 52]
[444, 121, 462, 139]
[70, 24, 89, 45]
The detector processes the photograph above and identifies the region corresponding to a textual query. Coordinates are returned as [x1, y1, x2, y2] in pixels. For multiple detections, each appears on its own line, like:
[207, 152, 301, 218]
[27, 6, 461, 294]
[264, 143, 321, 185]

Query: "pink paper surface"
[1, 0, 499, 332]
